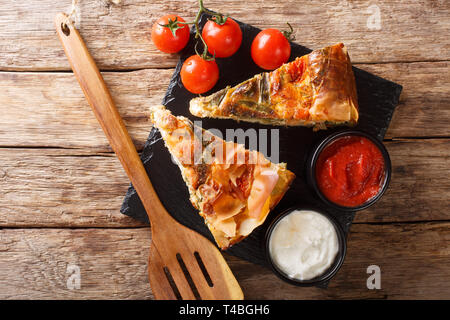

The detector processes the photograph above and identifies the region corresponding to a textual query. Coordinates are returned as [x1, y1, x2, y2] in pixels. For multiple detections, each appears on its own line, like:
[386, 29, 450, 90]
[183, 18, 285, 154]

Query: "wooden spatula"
[55, 13, 243, 300]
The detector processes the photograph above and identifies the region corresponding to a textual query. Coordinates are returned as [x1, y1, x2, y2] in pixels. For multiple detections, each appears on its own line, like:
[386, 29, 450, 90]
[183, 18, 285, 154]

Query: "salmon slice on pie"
[190, 43, 359, 130]
[150, 105, 295, 249]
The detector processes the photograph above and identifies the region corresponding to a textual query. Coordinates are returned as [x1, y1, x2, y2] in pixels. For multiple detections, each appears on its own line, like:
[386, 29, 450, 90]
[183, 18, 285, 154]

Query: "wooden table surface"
[0, 0, 449, 300]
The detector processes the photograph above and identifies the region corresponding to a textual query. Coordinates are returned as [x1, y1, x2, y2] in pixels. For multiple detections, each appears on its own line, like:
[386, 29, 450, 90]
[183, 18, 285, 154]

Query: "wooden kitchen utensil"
[55, 13, 243, 300]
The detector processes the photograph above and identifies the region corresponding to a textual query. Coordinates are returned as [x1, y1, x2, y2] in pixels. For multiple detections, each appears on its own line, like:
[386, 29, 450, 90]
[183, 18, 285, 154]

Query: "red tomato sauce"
[315, 135, 385, 207]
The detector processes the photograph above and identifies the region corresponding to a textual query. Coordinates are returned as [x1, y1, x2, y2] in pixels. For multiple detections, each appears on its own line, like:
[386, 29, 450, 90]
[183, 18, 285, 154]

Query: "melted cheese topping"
[212, 193, 245, 222]
[207, 145, 280, 239]
[248, 167, 279, 219]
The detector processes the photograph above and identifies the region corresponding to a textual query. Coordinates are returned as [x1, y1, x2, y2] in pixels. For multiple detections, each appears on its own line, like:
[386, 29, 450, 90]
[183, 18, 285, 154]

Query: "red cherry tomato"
[251, 29, 291, 70]
[151, 15, 190, 53]
[202, 18, 242, 58]
[181, 55, 219, 94]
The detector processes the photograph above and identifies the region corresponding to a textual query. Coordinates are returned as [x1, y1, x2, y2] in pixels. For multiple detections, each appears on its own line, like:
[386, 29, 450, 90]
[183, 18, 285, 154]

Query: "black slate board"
[121, 13, 402, 276]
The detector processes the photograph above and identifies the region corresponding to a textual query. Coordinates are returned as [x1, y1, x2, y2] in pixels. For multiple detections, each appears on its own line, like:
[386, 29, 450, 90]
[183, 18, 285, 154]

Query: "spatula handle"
[54, 13, 167, 225]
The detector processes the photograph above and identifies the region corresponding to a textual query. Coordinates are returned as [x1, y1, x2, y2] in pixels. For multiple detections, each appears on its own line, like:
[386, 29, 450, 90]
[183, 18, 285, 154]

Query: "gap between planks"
[2, 136, 450, 152]
[1, 219, 450, 230]
[0, 58, 449, 73]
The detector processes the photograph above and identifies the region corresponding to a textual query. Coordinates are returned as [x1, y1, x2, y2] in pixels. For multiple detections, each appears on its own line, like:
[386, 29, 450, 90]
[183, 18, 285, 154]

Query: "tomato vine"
[159, 0, 228, 61]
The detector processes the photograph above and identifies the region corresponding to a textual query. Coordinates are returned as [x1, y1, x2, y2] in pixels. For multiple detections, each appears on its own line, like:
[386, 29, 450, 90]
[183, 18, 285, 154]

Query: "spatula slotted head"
[148, 224, 244, 300]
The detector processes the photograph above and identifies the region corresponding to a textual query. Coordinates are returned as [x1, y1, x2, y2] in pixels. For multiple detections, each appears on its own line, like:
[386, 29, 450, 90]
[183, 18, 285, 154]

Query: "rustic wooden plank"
[0, 0, 449, 71]
[354, 139, 450, 223]
[0, 61, 448, 152]
[0, 139, 448, 227]
[0, 69, 172, 150]
[0, 228, 152, 299]
[0, 223, 448, 299]
[0, 148, 144, 227]
[362, 62, 450, 139]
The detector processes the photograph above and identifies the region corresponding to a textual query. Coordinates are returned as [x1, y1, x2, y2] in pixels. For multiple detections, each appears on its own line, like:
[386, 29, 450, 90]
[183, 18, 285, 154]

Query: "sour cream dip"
[268, 209, 339, 281]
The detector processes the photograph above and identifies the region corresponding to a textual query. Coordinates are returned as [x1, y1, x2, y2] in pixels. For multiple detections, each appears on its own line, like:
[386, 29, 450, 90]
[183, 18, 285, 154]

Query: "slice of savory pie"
[150, 105, 295, 249]
[190, 43, 359, 130]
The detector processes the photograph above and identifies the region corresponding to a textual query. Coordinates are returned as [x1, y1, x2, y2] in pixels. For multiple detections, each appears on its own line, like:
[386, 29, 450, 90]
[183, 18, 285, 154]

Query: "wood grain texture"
[0, 69, 171, 150]
[0, 148, 141, 227]
[0, 228, 153, 299]
[0, 139, 448, 227]
[0, 223, 448, 299]
[354, 139, 450, 223]
[369, 62, 450, 138]
[0, 0, 449, 71]
[0, 61, 448, 152]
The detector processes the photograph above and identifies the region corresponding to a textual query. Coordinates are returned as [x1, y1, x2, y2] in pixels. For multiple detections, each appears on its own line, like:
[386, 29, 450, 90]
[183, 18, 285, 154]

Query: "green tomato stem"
[192, 0, 228, 60]
[162, 1, 227, 60]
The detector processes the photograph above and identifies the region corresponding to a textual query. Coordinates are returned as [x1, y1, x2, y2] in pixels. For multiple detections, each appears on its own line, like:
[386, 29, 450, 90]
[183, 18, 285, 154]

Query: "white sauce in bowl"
[269, 210, 339, 281]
